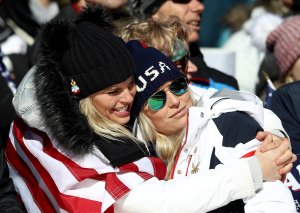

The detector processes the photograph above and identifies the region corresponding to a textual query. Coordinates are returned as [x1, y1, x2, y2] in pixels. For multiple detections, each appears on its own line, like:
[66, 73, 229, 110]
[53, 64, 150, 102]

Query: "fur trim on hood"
[30, 6, 150, 166]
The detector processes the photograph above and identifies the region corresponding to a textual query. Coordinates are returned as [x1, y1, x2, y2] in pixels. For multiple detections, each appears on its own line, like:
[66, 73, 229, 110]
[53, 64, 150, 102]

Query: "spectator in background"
[0, 0, 59, 145]
[0, 49, 24, 213]
[281, 0, 300, 15]
[255, 0, 300, 96]
[29, 0, 131, 65]
[257, 15, 300, 98]
[55, 0, 128, 20]
[266, 15, 300, 85]
[219, 3, 253, 47]
[128, 0, 239, 91]
[199, 0, 254, 47]
[269, 82, 300, 155]
[221, 0, 286, 93]
[0, 49, 16, 144]
[0, 0, 59, 83]
[264, 15, 300, 154]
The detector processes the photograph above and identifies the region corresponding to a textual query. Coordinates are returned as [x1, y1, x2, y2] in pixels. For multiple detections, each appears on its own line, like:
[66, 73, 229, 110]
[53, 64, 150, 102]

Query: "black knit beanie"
[126, 40, 185, 118]
[41, 6, 136, 99]
[128, 0, 166, 19]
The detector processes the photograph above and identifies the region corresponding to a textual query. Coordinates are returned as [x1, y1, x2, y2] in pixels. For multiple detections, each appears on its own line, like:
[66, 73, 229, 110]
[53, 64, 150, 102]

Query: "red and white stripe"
[6, 117, 166, 213]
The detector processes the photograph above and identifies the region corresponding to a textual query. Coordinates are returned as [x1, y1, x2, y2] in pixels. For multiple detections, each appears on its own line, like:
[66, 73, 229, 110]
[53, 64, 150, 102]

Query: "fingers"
[275, 146, 295, 165]
[267, 137, 290, 156]
[279, 154, 297, 181]
[256, 131, 271, 141]
[277, 153, 297, 165]
[260, 135, 281, 152]
[256, 131, 282, 141]
[276, 138, 291, 153]
[259, 134, 272, 149]
[257, 131, 289, 153]
[279, 163, 293, 175]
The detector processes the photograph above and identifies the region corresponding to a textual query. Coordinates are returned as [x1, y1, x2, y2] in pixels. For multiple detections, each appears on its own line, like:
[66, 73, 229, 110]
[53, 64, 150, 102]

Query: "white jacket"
[172, 89, 296, 212]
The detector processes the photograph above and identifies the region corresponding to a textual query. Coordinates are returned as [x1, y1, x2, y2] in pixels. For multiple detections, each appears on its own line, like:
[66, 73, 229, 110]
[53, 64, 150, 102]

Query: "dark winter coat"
[269, 81, 300, 154]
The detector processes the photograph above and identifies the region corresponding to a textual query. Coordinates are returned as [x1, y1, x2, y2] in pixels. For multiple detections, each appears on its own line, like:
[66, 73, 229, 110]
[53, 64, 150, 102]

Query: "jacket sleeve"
[115, 158, 260, 213]
[263, 108, 288, 138]
[213, 112, 296, 212]
[244, 181, 296, 213]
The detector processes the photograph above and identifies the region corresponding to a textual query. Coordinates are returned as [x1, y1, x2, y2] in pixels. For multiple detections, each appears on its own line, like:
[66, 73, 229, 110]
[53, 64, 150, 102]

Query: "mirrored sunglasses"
[147, 77, 188, 111]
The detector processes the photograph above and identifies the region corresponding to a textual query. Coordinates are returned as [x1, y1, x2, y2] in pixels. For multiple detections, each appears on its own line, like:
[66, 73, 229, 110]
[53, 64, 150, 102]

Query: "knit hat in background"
[267, 15, 300, 76]
[128, 0, 165, 19]
[126, 40, 185, 117]
[41, 6, 136, 99]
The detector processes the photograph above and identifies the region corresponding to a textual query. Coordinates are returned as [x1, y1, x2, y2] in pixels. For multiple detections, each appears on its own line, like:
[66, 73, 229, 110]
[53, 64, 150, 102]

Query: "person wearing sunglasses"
[128, 0, 240, 91]
[126, 40, 296, 212]
[9, 7, 296, 213]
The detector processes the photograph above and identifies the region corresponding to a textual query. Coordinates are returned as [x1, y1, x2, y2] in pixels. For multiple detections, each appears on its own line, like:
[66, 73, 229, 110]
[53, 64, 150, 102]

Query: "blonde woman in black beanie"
[6, 6, 296, 213]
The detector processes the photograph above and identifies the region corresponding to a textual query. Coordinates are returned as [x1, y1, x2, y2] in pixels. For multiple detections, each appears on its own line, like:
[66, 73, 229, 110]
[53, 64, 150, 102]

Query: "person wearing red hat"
[266, 15, 300, 155]
[267, 15, 300, 84]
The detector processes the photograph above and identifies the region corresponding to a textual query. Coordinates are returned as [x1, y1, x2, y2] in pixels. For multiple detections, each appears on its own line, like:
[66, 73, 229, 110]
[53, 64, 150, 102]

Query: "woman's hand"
[255, 133, 297, 181]
[256, 131, 288, 152]
[256, 131, 296, 176]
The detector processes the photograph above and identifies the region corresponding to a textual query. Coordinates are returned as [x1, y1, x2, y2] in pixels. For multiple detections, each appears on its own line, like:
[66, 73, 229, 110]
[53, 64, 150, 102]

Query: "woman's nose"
[166, 91, 180, 108]
[121, 89, 134, 103]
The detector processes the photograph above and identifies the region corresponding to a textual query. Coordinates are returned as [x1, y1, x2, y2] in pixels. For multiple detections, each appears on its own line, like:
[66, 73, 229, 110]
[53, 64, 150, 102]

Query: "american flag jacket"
[5, 63, 167, 213]
[6, 117, 166, 213]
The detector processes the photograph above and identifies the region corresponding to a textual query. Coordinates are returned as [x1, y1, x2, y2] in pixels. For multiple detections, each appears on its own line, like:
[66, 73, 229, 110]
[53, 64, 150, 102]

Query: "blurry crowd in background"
[1, 0, 300, 211]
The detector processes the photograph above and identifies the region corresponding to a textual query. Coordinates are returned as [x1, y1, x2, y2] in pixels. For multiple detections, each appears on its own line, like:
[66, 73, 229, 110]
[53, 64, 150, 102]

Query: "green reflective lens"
[147, 77, 188, 111]
[148, 91, 166, 111]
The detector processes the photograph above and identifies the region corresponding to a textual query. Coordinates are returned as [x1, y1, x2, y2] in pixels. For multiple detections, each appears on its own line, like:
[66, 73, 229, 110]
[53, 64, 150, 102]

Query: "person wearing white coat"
[127, 39, 297, 212]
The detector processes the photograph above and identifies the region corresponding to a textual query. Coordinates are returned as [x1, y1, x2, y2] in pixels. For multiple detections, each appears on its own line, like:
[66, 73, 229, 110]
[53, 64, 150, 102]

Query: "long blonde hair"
[80, 97, 141, 144]
[137, 112, 185, 179]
